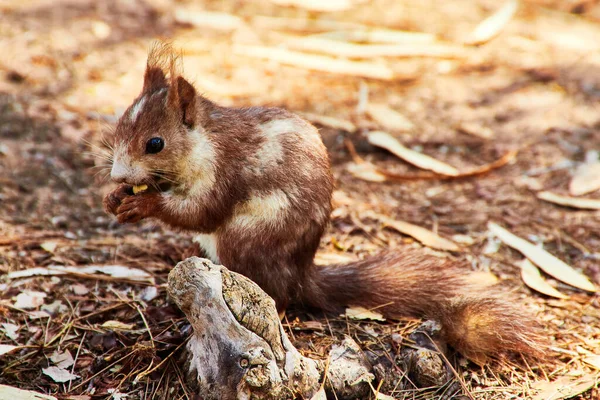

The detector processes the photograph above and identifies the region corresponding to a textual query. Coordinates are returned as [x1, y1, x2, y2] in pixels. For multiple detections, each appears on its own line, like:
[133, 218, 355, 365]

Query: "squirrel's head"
[109, 43, 215, 192]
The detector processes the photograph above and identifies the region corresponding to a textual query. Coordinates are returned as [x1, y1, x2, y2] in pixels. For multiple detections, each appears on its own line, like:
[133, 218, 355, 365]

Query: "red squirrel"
[103, 45, 543, 363]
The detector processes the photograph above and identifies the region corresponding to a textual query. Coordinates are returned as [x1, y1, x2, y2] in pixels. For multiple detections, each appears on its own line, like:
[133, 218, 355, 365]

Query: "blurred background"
[2, 0, 600, 230]
[1, 0, 600, 399]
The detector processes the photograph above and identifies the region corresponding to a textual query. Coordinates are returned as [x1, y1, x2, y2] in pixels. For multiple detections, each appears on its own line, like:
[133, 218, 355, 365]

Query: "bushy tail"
[301, 249, 545, 362]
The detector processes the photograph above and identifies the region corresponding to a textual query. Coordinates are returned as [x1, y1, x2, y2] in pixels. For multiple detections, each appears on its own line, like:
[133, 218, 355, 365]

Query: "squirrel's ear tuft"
[143, 67, 167, 92]
[171, 76, 196, 128]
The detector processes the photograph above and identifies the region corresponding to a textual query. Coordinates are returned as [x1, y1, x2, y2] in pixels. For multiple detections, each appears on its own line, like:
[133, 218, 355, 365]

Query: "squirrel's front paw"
[116, 193, 161, 224]
[103, 184, 130, 216]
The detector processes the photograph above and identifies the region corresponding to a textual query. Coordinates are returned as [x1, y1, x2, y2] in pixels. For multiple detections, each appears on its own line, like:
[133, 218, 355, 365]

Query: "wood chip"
[520, 259, 568, 299]
[380, 215, 459, 251]
[367, 131, 459, 176]
[537, 191, 600, 210]
[465, 0, 519, 45]
[285, 36, 469, 58]
[0, 385, 57, 400]
[488, 222, 596, 292]
[234, 46, 394, 80]
[366, 104, 414, 132]
[570, 161, 600, 196]
[342, 306, 385, 321]
[301, 112, 356, 132]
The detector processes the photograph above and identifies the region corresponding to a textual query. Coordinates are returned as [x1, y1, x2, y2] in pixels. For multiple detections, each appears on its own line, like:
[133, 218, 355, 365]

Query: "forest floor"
[1, 0, 600, 399]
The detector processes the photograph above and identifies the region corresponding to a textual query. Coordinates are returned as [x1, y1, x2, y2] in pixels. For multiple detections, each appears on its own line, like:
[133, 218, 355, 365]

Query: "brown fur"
[103, 44, 545, 362]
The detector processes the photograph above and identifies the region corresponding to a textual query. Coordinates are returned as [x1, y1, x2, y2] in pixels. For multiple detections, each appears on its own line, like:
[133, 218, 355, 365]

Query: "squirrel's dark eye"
[146, 137, 164, 154]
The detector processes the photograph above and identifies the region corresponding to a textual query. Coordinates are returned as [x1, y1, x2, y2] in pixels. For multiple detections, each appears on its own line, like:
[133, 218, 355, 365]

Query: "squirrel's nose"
[110, 161, 132, 183]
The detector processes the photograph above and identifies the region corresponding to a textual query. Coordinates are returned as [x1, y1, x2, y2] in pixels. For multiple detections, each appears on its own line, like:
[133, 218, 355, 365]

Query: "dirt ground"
[1, 0, 600, 399]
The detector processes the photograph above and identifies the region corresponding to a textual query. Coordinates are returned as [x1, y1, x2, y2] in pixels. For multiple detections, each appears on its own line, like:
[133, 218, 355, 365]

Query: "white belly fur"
[193, 233, 220, 264]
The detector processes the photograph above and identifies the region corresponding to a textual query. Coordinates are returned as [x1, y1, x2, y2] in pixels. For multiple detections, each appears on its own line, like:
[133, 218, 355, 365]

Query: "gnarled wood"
[167, 257, 374, 400]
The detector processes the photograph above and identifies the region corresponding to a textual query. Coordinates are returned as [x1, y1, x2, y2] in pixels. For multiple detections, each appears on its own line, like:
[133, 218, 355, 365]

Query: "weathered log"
[167, 257, 375, 400]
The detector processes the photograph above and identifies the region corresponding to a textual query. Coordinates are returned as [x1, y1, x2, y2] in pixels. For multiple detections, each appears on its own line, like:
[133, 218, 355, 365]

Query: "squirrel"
[103, 44, 544, 363]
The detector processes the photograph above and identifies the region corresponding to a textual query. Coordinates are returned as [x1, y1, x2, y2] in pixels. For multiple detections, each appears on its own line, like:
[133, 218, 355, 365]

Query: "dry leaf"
[466, 0, 519, 45]
[71, 283, 89, 296]
[296, 321, 324, 331]
[41, 300, 67, 315]
[570, 162, 600, 196]
[140, 286, 158, 302]
[314, 252, 357, 266]
[8, 265, 155, 284]
[488, 222, 596, 292]
[367, 131, 460, 176]
[0, 345, 19, 356]
[456, 121, 495, 139]
[347, 137, 517, 182]
[342, 306, 386, 321]
[346, 162, 387, 182]
[174, 9, 244, 31]
[464, 271, 499, 287]
[537, 191, 600, 210]
[13, 291, 47, 309]
[28, 311, 51, 319]
[382, 217, 459, 251]
[0, 385, 57, 400]
[42, 366, 80, 383]
[520, 259, 568, 299]
[317, 29, 435, 45]
[452, 234, 475, 245]
[50, 350, 75, 369]
[107, 389, 127, 400]
[268, 0, 359, 12]
[332, 190, 354, 207]
[234, 46, 394, 80]
[251, 15, 365, 32]
[531, 375, 597, 400]
[2, 323, 19, 341]
[286, 36, 468, 58]
[366, 104, 414, 132]
[583, 355, 600, 370]
[301, 112, 356, 132]
[101, 320, 135, 330]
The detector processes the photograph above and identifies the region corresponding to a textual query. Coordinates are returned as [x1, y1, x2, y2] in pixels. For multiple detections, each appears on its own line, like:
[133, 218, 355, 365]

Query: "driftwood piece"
[167, 257, 374, 399]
